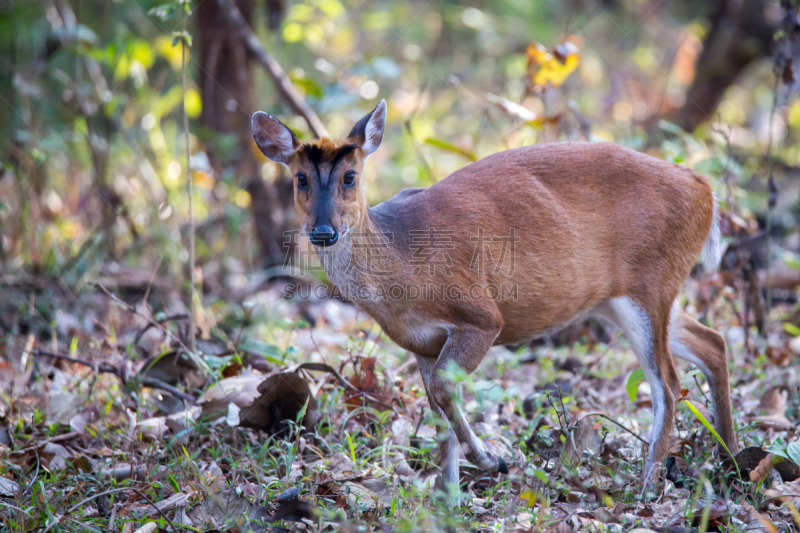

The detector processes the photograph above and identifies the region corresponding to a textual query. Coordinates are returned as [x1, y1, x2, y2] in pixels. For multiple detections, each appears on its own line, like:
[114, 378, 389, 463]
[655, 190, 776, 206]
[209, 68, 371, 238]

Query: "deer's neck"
[317, 210, 393, 301]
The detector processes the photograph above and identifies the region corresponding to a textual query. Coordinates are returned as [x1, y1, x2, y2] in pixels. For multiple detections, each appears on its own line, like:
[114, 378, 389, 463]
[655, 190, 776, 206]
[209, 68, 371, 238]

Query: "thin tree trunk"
[671, 0, 774, 131]
[195, 0, 295, 267]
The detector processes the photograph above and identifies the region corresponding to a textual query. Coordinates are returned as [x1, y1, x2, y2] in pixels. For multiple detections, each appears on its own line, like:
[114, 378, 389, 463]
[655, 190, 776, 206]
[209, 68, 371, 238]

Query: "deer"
[251, 99, 738, 493]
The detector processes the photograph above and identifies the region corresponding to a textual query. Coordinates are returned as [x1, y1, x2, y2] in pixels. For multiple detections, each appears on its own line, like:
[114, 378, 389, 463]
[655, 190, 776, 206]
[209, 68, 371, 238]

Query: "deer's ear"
[252, 112, 300, 165]
[348, 99, 386, 157]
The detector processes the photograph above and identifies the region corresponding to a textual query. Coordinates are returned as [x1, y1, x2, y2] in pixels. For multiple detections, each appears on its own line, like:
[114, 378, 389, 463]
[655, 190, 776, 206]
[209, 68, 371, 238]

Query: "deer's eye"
[297, 173, 309, 190]
[343, 170, 356, 187]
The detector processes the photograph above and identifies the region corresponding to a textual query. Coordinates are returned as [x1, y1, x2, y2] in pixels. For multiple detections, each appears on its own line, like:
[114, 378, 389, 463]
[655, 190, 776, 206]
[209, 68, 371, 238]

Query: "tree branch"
[32, 349, 197, 403]
[216, 0, 329, 138]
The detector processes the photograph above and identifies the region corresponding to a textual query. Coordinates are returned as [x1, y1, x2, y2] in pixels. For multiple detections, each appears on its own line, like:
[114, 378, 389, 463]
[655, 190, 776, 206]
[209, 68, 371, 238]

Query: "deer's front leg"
[427, 323, 508, 474]
[416, 354, 460, 492]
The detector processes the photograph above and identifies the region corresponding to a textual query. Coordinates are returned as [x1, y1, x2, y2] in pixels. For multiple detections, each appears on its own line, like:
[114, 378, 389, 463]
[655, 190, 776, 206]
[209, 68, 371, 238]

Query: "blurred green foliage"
[0, 0, 795, 285]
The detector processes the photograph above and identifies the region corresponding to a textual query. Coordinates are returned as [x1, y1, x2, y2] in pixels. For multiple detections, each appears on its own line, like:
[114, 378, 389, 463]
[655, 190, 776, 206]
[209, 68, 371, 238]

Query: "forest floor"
[0, 258, 798, 533]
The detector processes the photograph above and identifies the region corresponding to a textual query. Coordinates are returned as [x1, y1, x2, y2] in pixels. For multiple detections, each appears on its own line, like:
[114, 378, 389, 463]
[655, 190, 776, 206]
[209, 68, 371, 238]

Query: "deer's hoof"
[497, 457, 508, 475]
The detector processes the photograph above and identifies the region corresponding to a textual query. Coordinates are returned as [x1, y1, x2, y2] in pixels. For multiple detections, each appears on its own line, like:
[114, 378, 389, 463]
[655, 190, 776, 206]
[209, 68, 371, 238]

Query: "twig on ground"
[295, 362, 358, 392]
[133, 313, 189, 346]
[693, 374, 712, 406]
[10, 431, 82, 459]
[366, 330, 383, 359]
[41, 488, 129, 533]
[295, 362, 394, 411]
[392, 356, 417, 380]
[23, 444, 41, 494]
[577, 411, 649, 446]
[129, 488, 183, 530]
[33, 349, 119, 376]
[32, 349, 196, 403]
[107, 503, 121, 532]
[216, 0, 328, 138]
[0, 500, 33, 518]
[140, 376, 196, 403]
[545, 386, 570, 433]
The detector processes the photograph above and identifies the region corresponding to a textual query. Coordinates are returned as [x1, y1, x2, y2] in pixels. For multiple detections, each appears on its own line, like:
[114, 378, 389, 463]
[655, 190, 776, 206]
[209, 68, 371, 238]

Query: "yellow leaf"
[520, 488, 538, 508]
[157, 39, 183, 71]
[130, 40, 155, 70]
[526, 43, 550, 66]
[526, 41, 580, 90]
[184, 88, 202, 119]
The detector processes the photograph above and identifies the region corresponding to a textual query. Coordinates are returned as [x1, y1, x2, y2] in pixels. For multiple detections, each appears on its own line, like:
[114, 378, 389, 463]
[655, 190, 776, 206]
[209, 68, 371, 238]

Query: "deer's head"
[252, 100, 386, 247]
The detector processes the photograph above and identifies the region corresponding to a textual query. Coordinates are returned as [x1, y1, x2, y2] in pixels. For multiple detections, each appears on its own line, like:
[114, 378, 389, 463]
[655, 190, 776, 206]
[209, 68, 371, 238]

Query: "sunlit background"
[2, 0, 793, 291]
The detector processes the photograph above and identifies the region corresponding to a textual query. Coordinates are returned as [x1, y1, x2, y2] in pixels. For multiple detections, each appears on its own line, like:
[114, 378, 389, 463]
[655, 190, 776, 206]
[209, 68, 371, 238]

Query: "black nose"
[309, 225, 339, 247]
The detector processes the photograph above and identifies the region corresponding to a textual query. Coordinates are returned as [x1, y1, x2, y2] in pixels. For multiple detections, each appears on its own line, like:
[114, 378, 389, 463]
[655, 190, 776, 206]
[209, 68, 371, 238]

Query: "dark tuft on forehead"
[331, 144, 358, 168]
[301, 142, 358, 165]
[302, 144, 324, 166]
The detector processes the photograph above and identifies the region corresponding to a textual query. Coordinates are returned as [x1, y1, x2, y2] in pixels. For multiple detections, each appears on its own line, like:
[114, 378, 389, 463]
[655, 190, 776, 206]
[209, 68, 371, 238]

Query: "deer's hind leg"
[669, 309, 738, 456]
[596, 296, 682, 486]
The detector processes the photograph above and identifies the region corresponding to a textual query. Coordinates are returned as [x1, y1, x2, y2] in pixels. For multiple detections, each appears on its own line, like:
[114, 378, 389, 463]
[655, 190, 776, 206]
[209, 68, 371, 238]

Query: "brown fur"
[256, 110, 737, 490]
[670, 311, 736, 454]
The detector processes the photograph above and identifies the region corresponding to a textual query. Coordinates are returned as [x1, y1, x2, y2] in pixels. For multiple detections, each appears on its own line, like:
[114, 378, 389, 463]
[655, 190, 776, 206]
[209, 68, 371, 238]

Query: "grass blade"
[684, 399, 742, 482]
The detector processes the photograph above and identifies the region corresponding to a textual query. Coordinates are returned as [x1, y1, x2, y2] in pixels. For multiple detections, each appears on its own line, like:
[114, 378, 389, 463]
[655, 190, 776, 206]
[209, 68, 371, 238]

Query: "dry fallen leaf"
[734, 446, 800, 483]
[136, 416, 168, 441]
[69, 409, 99, 437]
[326, 451, 363, 482]
[198, 373, 263, 417]
[127, 491, 196, 518]
[132, 523, 157, 533]
[384, 418, 416, 477]
[741, 501, 779, 533]
[41, 442, 72, 470]
[344, 357, 394, 411]
[765, 478, 800, 513]
[691, 498, 730, 529]
[239, 372, 319, 434]
[188, 488, 251, 527]
[344, 478, 393, 510]
[751, 453, 781, 482]
[750, 386, 793, 430]
[0, 476, 19, 497]
[48, 373, 82, 425]
[139, 350, 205, 389]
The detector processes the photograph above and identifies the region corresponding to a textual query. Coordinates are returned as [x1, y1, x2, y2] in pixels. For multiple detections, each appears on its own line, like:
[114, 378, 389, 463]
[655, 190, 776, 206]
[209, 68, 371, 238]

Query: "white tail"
[701, 199, 721, 273]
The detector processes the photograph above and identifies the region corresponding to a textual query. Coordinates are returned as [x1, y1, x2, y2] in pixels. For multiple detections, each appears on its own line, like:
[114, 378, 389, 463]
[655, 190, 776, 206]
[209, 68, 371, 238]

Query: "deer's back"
[369, 142, 714, 344]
